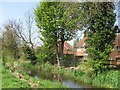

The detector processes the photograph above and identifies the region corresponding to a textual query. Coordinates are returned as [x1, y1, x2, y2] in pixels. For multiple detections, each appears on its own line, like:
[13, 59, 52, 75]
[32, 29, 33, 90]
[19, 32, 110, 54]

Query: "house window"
[116, 46, 120, 50]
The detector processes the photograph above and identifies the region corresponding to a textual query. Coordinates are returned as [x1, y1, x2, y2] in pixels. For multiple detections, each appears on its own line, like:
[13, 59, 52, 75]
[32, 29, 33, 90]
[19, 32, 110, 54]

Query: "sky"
[114, 1, 120, 28]
[0, 2, 38, 28]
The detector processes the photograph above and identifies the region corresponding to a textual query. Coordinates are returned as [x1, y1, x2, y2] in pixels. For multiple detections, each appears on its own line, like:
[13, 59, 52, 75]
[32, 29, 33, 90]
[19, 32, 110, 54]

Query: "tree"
[1, 21, 20, 69]
[35, 2, 82, 66]
[83, 2, 115, 74]
[7, 11, 39, 64]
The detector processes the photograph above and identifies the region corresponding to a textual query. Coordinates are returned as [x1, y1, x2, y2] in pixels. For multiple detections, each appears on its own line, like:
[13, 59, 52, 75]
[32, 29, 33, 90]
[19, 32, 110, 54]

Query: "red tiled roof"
[63, 41, 73, 54]
[115, 34, 120, 46]
[115, 55, 120, 59]
[77, 37, 87, 47]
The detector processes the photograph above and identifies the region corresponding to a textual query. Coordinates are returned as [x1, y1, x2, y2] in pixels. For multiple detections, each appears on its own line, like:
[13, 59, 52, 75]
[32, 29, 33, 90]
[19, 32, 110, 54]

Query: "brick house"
[73, 33, 120, 66]
[109, 33, 120, 65]
[63, 41, 73, 55]
[75, 37, 88, 60]
[63, 33, 120, 66]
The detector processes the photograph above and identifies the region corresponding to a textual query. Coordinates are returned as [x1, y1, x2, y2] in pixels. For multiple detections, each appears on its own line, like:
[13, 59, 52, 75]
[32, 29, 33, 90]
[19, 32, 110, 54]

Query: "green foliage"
[35, 2, 81, 43]
[22, 45, 37, 64]
[2, 25, 20, 59]
[63, 54, 74, 67]
[23, 63, 34, 70]
[1, 49, 7, 67]
[85, 2, 115, 74]
[38, 62, 53, 72]
[36, 45, 56, 64]
[1, 23, 20, 70]
[2, 49, 15, 71]
[6, 57, 15, 71]
[80, 74, 92, 84]
[34, 2, 82, 65]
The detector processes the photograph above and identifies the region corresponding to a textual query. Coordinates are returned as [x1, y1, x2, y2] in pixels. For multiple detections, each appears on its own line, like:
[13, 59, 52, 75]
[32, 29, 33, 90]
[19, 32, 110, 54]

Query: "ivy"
[85, 2, 116, 74]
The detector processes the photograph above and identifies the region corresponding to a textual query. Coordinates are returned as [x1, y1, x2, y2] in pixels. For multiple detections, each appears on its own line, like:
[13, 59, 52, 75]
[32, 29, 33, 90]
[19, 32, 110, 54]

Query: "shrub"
[39, 62, 53, 72]
[22, 45, 37, 64]
[36, 45, 56, 65]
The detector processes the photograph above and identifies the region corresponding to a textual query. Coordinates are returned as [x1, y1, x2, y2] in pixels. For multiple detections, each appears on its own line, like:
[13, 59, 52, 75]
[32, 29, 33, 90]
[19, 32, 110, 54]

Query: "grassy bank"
[12, 59, 120, 89]
[17, 70, 66, 88]
[65, 68, 119, 88]
[2, 66, 30, 88]
[22, 62, 120, 89]
[2, 64, 66, 88]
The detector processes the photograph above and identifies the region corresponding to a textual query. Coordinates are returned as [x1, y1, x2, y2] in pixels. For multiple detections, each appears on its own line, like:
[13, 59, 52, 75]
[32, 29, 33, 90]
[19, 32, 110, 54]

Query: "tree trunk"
[60, 29, 65, 66]
[60, 40, 64, 66]
[55, 43, 60, 68]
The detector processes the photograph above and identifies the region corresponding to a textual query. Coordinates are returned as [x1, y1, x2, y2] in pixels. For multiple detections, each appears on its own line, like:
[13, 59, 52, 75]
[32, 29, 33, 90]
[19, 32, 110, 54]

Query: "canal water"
[26, 69, 95, 89]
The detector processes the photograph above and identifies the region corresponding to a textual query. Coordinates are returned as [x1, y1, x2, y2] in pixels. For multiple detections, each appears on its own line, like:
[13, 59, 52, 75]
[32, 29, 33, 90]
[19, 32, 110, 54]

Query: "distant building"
[63, 34, 120, 66]
[63, 41, 73, 55]
[109, 33, 120, 65]
[75, 37, 88, 60]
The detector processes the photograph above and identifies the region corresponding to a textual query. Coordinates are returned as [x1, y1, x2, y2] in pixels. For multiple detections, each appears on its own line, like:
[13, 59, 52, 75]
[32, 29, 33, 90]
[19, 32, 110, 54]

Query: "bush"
[36, 45, 56, 65]
[63, 54, 74, 67]
[22, 45, 37, 64]
[39, 62, 53, 72]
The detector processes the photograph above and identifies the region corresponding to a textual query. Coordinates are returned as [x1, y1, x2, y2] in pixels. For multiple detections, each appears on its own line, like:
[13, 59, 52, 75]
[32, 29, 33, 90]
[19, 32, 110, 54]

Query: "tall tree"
[35, 2, 82, 66]
[83, 2, 115, 74]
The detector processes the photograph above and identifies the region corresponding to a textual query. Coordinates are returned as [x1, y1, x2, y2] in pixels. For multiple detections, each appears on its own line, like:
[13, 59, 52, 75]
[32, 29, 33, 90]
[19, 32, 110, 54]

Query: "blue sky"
[0, 2, 39, 27]
[115, 1, 120, 28]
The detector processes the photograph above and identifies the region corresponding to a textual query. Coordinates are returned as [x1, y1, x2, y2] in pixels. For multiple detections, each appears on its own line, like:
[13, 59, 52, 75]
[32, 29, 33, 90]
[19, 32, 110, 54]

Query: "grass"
[92, 70, 119, 88]
[2, 66, 30, 88]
